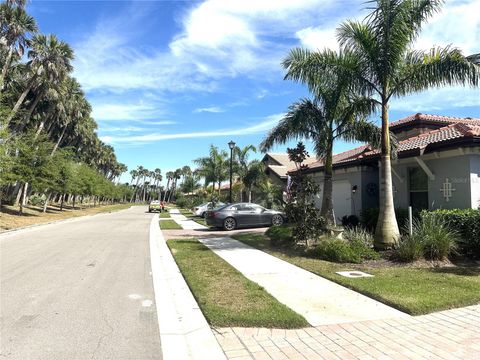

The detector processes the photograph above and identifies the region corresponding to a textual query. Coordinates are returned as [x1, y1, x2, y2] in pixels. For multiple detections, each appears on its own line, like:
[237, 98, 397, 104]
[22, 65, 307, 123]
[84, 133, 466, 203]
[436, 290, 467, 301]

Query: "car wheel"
[201, 212, 206, 218]
[272, 214, 284, 226]
[223, 217, 236, 231]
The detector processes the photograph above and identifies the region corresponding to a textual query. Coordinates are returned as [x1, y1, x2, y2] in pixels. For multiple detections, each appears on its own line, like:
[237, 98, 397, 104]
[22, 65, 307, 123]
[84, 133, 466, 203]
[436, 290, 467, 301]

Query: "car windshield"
[151, 201, 159, 204]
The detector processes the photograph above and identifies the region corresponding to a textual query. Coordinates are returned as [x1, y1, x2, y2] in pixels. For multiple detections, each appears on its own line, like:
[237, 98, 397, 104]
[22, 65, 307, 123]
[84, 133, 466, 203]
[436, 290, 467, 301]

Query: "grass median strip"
[159, 212, 171, 218]
[167, 238, 308, 328]
[232, 233, 480, 315]
[160, 219, 182, 230]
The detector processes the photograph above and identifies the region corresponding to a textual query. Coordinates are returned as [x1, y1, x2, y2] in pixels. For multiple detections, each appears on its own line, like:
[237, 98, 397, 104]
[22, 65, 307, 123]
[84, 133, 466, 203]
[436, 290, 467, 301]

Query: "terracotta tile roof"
[308, 144, 372, 170]
[390, 113, 480, 128]
[296, 121, 479, 173]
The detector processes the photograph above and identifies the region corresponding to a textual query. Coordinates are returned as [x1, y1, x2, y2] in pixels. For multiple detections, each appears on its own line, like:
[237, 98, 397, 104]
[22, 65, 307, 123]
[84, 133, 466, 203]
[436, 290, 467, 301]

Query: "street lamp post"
[228, 140, 236, 204]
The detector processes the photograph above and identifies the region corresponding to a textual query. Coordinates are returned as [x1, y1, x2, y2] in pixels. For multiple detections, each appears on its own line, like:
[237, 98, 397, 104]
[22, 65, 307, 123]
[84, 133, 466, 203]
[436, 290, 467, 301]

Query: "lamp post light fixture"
[228, 140, 236, 204]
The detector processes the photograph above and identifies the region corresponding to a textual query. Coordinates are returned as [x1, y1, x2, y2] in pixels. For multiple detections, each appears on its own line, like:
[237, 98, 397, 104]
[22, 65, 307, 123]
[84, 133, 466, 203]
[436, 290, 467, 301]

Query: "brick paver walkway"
[214, 304, 480, 360]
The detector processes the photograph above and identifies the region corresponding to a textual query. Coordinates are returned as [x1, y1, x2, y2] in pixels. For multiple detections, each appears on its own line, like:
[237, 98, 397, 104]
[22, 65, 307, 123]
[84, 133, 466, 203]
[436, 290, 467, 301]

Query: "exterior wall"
[470, 155, 480, 209]
[391, 154, 474, 210]
[312, 167, 366, 219]
[265, 171, 286, 188]
[310, 151, 478, 218]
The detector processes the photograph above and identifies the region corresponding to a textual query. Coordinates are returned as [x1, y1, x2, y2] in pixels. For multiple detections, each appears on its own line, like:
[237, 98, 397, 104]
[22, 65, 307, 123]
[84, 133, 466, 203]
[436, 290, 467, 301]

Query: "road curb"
[0, 205, 135, 238]
[149, 215, 227, 360]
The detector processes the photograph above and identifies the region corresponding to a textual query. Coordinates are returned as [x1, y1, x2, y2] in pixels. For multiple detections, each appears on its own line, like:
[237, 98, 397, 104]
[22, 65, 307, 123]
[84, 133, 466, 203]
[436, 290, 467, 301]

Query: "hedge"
[421, 209, 480, 259]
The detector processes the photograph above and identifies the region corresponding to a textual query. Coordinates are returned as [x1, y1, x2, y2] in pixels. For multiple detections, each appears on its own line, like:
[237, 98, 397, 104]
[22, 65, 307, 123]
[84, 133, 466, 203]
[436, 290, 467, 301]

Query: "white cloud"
[91, 102, 165, 121]
[390, 86, 480, 112]
[296, 26, 339, 52]
[193, 106, 225, 113]
[100, 113, 283, 144]
[414, 0, 480, 55]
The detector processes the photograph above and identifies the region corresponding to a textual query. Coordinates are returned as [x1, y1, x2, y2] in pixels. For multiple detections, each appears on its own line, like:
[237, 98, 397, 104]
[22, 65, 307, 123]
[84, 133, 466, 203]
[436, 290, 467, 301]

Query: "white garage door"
[316, 180, 352, 222]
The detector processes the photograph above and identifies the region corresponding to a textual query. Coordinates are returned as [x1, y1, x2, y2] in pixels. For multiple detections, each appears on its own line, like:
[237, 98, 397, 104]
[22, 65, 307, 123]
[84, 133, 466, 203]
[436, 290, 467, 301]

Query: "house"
[262, 153, 317, 187]
[292, 113, 480, 221]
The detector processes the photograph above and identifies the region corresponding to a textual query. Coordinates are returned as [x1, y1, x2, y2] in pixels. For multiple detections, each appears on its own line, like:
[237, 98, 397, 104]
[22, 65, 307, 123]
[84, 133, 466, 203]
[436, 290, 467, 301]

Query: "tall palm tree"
[234, 145, 256, 201]
[286, 0, 480, 247]
[0, 3, 38, 91]
[194, 145, 229, 197]
[5, 33, 74, 126]
[263, 49, 380, 225]
[243, 160, 265, 203]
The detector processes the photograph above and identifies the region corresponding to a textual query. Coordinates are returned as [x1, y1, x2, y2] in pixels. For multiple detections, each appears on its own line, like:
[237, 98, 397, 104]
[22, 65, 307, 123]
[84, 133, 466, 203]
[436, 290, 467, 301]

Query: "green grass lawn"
[168, 238, 308, 328]
[179, 208, 192, 216]
[159, 211, 171, 218]
[159, 219, 182, 230]
[232, 233, 480, 315]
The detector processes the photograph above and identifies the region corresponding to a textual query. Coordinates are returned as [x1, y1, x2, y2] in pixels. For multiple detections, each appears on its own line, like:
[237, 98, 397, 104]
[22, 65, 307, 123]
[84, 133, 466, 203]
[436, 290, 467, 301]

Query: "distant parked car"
[192, 202, 225, 217]
[205, 202, 285, 231]
[148, 200, 161, 213]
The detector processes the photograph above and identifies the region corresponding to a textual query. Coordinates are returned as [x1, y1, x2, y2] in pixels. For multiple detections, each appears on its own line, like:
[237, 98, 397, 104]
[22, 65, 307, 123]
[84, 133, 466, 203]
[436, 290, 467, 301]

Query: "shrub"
[421, 209, 480, 259]
[341, 215, 360, 228]
[396, 214, 458, 261]
[343, 227, 374, 248]
[28, 194, 45, 206]
[361, 207, 411, 233]
[265, 225, 294, 247]
[307, 236, 379, 264]
[396, 234, 424, 262]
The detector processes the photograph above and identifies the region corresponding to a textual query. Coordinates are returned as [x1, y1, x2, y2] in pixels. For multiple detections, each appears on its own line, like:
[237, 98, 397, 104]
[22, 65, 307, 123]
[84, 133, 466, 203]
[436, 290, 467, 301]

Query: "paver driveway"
[0, 206, 162, 360]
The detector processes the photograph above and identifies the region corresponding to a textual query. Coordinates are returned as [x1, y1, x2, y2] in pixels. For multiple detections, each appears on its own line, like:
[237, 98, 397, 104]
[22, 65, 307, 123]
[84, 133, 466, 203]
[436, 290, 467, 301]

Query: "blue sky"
[28, 0, 479, 183]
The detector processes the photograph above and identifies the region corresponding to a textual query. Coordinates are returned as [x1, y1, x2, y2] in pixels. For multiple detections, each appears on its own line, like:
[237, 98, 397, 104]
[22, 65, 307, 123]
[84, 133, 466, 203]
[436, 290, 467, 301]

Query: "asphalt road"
[0, 206, 162, 360]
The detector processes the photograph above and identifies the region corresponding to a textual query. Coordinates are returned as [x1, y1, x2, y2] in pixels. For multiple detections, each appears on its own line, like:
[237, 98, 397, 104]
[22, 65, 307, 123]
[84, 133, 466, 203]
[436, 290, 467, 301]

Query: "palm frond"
[393, 46, 480, 98]
[259, 98, 325, 154]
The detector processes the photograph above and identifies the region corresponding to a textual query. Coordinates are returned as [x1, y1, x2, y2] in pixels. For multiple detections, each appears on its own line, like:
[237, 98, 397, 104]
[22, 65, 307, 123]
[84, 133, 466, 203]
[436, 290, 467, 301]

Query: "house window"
[409, 167, 429, 210]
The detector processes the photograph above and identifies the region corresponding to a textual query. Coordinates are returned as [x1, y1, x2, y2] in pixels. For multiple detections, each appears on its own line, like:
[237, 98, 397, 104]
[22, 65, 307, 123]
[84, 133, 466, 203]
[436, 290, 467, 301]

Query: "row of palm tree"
[193, 144, 271, 204]
[0, 1, 129, 211]
[262, 0, 479, 249]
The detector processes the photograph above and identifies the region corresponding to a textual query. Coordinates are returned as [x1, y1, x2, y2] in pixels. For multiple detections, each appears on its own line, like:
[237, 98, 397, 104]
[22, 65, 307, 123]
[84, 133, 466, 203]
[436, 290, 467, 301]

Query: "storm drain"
[336, 271, 374, 278]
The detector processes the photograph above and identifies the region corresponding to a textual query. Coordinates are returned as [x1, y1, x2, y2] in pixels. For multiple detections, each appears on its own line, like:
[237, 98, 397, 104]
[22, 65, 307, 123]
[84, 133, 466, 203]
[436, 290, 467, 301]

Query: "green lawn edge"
[232, 233, 480, 316]
[159, 219, 182, 230]
[167, 238, 309, 328]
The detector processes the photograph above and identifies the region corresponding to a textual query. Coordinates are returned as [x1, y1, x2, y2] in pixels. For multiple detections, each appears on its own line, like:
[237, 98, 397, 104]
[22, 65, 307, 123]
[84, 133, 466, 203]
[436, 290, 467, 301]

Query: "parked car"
[192, 202, 225, 217]
[205, 202, 285, 231]
[148, 200, 161, 213]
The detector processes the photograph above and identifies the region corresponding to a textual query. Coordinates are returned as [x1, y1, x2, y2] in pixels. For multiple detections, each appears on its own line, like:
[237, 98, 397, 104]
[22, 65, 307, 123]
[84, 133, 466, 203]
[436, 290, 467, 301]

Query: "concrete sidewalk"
[199, 236, 408, 327]
[169, 209, 206, 230]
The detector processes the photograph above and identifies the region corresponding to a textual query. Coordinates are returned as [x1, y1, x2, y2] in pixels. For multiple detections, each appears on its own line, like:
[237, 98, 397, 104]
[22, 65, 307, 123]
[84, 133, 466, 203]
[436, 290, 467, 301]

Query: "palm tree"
[263, 49, 380, 225]
[5, 33, 74, 126]
[194, 145, 229, 197]
[285, 0, 480, 247]
[0, 3, 38, 91]
[234, 145, 256, 201]
[243, 160, 265, 203]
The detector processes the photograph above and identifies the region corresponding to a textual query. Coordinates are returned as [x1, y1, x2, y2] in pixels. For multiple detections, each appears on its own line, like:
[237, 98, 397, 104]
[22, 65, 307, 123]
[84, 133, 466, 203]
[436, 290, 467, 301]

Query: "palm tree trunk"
[17, 90, 44, 133]
[320, 142, 335, 225]
[43, 193, 50, 213]
[51, 126, 67, 155]
[374, 103, 400, 249]
[5, 76, 36, 126]
[0, 45, 14, 92]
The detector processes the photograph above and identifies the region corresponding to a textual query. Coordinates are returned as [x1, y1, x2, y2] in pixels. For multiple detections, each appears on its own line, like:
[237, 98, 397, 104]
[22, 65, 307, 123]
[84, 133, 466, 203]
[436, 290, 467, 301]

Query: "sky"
[28, 0, 480, 184]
